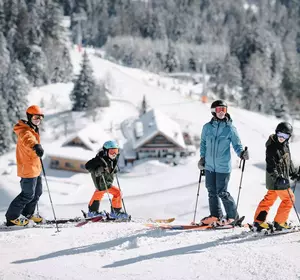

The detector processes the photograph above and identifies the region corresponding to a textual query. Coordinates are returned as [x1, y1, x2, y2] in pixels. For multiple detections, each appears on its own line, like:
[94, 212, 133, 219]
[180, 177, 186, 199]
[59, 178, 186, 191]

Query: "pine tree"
[70, 51, 96, 111]
[24, 45, 48, 86]
[165, 41, 178, 72]
[27, 3, 43, 46]
[43, 0, 64, 40]
[3, 60, 29, 127]
[3, 0, 18, 36]
[53, 45, 73, 83]
[139, 95, 148, 116]
[0, 94, 12, 154]
[0, 0, 5, 33]
[0, 32, 10, 76]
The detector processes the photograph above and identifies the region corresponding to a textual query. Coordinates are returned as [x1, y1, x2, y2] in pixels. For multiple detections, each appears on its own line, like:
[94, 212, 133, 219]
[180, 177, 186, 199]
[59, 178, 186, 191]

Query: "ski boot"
[6, 215, 29, 227]
[216, 218, 235, 227]
[273, 221, 292, 231]
[27, 214, 44, 224]
[109, 208, 131, 221]
[252, 221, 271, 232]
[198, 215, 219, 226]
[87, 211, 107, 219]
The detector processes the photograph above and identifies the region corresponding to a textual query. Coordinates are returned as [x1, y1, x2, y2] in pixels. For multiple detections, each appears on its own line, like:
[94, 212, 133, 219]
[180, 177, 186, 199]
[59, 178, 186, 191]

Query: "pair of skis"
[145, 216, 245, 231]
[76, 216, 176, 228]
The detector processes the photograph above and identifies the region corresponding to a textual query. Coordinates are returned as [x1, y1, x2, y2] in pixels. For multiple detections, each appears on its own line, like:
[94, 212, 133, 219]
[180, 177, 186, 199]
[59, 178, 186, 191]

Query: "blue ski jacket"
[200, 115, 243, 173]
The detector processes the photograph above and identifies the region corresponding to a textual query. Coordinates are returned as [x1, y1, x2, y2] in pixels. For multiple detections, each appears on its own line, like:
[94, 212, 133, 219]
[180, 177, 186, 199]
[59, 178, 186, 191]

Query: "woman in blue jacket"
[198, 100, 249, 226]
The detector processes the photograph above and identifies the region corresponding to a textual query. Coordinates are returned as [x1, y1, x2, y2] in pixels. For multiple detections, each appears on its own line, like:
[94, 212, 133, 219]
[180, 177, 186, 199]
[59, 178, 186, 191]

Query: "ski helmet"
[103, 140, 119, 160]
[210, 100, 227, 116]
[275, 122, 293, 135]
[103, 140, 119, 150]
[26, 105, 44, 126]
[26, 105, 44, 116]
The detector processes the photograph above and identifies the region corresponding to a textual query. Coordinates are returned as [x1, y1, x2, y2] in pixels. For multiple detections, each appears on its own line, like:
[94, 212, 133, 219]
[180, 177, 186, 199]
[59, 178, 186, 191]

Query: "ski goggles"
[211, 106, 227, 114]
[32, 115, 44, 121]
[277, 132, 290, 140]
[108, 148, 119, 156]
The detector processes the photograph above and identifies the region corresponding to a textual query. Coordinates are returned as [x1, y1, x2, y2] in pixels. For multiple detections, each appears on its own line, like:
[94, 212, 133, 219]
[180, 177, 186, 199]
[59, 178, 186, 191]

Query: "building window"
[50, 159, 59, 168]
[65, 162, 75, 169]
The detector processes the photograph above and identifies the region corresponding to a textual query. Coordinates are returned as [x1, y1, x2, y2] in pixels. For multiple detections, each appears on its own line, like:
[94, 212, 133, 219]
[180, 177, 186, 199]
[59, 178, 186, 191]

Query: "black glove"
[33, 144, 44, 158]
[240, 149, 249, 160]
[198, 157, 205, 170]
[275, 175, 289, 189]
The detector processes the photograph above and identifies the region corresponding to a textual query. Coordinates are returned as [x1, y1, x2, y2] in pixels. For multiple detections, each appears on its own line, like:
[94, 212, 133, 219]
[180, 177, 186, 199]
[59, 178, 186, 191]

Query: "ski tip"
[151, 218, 175, 223]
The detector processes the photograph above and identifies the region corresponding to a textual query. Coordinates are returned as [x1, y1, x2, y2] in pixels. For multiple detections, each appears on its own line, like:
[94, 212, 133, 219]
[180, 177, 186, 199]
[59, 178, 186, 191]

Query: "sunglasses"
[32, 115, 44, 121]
[277, 132, 290, 140]
[108, 148, 119, 156]
[211, 106, 227, 114]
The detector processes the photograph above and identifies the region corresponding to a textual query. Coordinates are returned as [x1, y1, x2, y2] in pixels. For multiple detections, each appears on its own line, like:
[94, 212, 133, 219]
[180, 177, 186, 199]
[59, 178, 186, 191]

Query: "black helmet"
[211, 100, 227, 109]
[275, 122, 293, 135]
[211, 100, 227, 116]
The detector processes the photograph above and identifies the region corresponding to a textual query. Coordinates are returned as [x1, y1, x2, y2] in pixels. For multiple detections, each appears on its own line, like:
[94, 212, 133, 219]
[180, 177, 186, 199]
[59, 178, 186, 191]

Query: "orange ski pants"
[254, 189, 295, 224]
[89, 186, 122, 209]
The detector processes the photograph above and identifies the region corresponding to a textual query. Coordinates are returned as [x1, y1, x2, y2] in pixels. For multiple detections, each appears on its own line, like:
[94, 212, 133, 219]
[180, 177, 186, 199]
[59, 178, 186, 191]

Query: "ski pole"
[115, 166, 127, 214]
[192, 169, 204, 224]
[287, 185, 300, 224]
[40, 159, 60, 233]
[101, 175, 115, 214]
[234, 146, 248, 225]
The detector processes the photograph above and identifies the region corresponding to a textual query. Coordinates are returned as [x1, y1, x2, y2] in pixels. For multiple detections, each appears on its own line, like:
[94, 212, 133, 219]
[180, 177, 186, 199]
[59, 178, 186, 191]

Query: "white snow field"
[1, 47, 300, 280]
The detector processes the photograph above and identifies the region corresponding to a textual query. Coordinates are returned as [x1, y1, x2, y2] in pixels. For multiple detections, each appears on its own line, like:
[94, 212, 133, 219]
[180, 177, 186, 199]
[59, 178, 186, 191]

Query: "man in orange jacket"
[5, 105, 45, 226]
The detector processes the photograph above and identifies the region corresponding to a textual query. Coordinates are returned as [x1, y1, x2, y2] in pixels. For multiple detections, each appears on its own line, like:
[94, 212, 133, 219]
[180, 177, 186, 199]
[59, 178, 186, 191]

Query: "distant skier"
[85, 140, 129, 220]
[198, 100, 249, 226]
[5, 105, 45, 226]
[253, 122, 300, 231]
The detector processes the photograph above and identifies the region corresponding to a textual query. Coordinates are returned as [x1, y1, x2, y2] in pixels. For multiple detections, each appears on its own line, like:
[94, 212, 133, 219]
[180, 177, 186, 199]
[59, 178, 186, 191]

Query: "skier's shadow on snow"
[11, 229, 183, 265]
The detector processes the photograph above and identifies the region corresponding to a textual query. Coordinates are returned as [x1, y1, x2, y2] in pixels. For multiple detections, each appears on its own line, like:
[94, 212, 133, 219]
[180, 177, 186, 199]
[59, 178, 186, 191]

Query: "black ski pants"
[5, 176, 43, 220]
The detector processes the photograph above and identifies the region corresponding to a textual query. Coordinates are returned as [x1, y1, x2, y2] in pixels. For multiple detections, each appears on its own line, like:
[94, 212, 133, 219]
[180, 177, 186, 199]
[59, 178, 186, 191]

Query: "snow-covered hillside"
[1, 47, 300, 280]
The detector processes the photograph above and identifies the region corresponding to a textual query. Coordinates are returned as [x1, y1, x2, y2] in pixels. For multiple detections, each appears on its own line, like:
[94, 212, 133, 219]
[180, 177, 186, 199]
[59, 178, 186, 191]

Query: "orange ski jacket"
[14, 120, 41, 178]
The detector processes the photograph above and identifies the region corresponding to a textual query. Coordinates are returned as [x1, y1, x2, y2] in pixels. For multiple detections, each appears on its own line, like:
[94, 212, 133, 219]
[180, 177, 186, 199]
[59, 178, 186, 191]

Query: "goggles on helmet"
[211, 106, 227, 114]
[108, 148, 119, 158]
[32, 115, 44, 121]
[277, 132, 290, 140]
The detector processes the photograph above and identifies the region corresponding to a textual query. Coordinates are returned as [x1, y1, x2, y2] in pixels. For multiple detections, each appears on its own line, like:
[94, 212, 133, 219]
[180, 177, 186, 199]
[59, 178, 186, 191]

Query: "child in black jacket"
[85, 140, 128, 219]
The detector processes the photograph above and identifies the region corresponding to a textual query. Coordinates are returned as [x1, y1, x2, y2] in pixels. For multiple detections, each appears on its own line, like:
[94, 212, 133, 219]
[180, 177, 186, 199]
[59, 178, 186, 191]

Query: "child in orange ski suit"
[253, 122, 300, 231]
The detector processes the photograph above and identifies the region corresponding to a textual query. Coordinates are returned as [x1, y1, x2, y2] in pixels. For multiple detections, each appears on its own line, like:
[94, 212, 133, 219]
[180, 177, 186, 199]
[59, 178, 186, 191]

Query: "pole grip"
[241, 146, 247, 172]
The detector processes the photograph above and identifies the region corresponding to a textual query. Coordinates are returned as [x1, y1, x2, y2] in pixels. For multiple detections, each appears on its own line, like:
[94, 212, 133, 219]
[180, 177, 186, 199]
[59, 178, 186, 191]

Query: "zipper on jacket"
[213, 122, 220, 171]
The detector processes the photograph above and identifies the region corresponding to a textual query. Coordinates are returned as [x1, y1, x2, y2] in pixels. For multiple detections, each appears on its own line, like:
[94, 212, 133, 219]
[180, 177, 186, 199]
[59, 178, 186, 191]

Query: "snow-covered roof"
[133, 109, 186, 150]
[47, 146, 96, 161]
[47, 123, 114, 161]
[62, 123, 112, 152]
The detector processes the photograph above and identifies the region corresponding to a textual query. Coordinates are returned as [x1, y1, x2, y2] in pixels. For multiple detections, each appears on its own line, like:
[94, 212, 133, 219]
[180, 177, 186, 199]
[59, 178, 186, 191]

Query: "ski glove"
[275, 175, 290, 189]
[198, 157, 205, 170]
[33, 144, 44, 158]
[240, 149, 249, 160]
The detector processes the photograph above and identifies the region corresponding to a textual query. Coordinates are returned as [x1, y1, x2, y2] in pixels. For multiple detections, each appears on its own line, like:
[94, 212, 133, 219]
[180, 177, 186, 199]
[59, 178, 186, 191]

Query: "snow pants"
[205, 170, 237, 219]
[5, 176, 43, 221]
[88, 186, 121, 212]
[254, 189, 294, 224]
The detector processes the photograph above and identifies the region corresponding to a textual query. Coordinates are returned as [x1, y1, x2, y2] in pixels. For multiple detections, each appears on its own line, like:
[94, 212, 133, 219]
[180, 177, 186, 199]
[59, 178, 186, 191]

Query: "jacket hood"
[13, 120, 33, 136]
